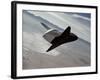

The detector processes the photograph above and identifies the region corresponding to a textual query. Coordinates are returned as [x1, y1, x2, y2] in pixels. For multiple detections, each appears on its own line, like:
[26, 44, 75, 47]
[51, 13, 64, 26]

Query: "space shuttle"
[41, 22, 78, 52]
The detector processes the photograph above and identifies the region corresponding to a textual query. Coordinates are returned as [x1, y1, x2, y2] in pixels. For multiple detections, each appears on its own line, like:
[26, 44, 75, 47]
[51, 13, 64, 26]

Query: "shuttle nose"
[74, 35, 78, 40]
[71, 33, 78, 41]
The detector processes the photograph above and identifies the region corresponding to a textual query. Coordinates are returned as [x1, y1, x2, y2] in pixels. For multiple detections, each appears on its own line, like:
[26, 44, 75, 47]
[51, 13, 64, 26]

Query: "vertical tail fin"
[61, 26, 71, 37]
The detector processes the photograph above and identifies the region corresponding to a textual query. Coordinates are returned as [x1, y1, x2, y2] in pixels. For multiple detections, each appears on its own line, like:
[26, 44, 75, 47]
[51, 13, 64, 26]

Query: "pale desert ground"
[22, 10, 90, 69]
